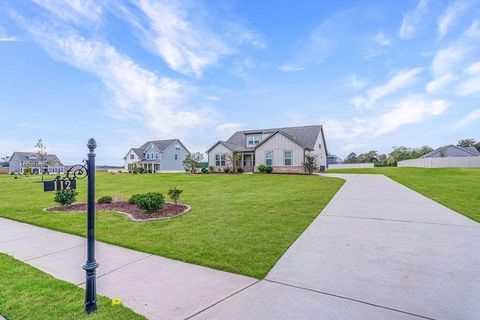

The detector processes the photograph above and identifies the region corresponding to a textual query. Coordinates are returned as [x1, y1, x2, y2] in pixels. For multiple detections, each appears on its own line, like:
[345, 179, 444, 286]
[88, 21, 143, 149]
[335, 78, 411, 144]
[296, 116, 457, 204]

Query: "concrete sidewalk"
[197, 174, 480, 320]
[0, 218, 257, 320]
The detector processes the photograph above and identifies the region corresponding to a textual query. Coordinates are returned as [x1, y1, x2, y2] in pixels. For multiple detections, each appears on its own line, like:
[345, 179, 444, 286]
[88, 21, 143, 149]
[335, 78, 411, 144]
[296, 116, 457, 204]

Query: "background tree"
[0, 156, 9, 167]
[475, 142, 480, 152]
[225, 151, 242, 173]
[457, 139, 477, 148]
[303, 154, 319, 174]
[412, 146, 433, 158]
[357, 150, 379, 163]
[344, 152, 358, 164]
[387, 146, 413, 166]
[35, 139, 48, 182]
[183, 152, 203, 173]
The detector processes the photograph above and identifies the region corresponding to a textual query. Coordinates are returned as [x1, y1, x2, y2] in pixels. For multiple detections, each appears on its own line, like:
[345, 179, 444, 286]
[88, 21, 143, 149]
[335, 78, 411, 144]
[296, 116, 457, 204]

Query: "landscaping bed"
[46, 201, 190, 221]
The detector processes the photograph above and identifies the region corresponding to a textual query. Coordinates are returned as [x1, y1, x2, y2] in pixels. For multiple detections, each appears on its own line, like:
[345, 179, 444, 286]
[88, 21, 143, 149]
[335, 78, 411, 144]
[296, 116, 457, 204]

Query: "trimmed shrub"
[97, 195, 113, 204]
[223, 167, 231, 173]
[201, 167, 209, 174]
[167, 187, 183, 205]
[265, 166, 273, 173]
[135, 192, 165, 213]
[258, 164, 267, 172]
[128, 193, 142, 205]
[237, 167, 244, 173]
[54, 189, 78, 206]
[208, 166, 214, 173]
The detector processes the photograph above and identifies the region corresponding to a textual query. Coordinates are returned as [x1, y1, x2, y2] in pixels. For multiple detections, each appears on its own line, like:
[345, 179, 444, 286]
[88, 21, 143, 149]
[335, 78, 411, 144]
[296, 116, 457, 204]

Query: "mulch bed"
[46, 201, 190, 221]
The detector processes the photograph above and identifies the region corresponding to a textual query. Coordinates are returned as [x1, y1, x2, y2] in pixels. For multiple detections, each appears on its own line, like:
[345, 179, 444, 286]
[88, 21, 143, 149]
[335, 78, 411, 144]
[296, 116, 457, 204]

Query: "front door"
[243, 154, 255, 172]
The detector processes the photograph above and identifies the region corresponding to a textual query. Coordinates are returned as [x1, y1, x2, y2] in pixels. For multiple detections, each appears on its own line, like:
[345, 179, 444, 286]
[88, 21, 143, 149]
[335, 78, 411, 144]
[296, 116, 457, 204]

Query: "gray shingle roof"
[420, 145, 480, 158]
[139, 139, 178, 152]
[11, 152, 62, 164]
[207, 125, 324, 153]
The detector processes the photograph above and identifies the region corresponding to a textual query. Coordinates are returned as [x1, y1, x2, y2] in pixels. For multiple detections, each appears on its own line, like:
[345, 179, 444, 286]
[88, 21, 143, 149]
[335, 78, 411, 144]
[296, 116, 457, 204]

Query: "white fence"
[398, 156, 480, 168]
[328, 163, 374, 169]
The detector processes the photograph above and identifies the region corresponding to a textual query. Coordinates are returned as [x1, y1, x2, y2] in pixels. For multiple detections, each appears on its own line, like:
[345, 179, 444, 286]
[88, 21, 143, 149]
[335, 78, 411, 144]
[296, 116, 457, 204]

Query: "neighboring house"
[419, 145, 480, 158]
[8, 152, 64, 175]
[327, 153, 343, 165]
[206, 125, 327, 173]
[124, 139, 190, 173]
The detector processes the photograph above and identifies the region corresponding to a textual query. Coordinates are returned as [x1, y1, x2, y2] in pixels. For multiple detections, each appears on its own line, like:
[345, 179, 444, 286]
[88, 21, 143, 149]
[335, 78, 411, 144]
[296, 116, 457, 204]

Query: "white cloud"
[32, 0, 102, 24]
[15, 16, 211, 137]
[431, 41, 470, 76]
[278, 64, 305, 72]
[456, 77, 480, 95]
[375, 95, 450, 136]
[353, 68, 423, 109]
[0, 26, 19, 41]
[426, 73, 456, 93]
[454, 108, 480, 128]
[437, 0, 470, 38]
[373, 31, 392, 46]
[346, 74, 367, 89]
[465, 60, 480, 74]
[215, 123, 243, 136]
[399, 0, 430, 39]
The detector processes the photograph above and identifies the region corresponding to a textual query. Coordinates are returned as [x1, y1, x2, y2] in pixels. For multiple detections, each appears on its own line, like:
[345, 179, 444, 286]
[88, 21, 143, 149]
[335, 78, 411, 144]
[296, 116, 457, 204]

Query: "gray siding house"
[124, 139, 190, 173]
[206, 125, 327, 173]
[9, 152, 64, 175]
[420, 145, 480, 158]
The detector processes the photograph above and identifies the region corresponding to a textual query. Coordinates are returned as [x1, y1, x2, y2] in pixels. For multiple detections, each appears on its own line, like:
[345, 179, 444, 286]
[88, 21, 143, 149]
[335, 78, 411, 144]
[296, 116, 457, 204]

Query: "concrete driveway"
[194, 174, 480, 320]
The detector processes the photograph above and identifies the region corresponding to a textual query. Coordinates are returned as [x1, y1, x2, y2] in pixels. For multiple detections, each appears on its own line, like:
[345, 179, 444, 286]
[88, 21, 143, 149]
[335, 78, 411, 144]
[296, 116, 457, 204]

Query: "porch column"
[241, 154, 244, 168]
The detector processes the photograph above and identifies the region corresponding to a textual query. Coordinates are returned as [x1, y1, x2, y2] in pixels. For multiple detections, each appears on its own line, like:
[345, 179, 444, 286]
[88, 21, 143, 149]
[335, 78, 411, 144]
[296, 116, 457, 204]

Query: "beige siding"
[255, 133, 305, 167]
[208, 144, 232, 166]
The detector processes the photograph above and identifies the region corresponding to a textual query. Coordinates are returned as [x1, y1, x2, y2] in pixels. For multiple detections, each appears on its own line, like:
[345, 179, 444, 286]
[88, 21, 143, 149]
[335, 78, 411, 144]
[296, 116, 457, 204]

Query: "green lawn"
[0, 253, 144, 320]
[328, 167, 480, 222]
[0, 173, 343, 278]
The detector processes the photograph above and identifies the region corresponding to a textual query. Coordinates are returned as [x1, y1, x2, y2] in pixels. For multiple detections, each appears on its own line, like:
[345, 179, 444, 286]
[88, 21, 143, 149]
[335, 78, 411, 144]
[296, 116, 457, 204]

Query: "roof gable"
[255, 130, 309, 150]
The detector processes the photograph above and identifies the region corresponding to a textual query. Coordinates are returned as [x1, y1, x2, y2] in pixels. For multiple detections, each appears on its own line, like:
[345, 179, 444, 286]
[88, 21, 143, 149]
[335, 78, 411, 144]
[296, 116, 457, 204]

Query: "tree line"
[344, 138, 480, 166]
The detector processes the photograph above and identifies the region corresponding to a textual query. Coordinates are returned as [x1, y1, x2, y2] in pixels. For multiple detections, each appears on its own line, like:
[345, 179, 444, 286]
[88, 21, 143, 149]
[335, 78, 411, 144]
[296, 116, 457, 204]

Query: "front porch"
[240, 153, 255, 172]
[128, 162, 161, 173]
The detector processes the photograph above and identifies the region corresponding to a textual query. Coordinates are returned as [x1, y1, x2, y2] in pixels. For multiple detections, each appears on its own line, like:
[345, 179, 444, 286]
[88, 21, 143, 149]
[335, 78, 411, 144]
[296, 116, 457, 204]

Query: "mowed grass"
[0, 253, 145, 320]
[328, 167, 480, 222]
[0, 173, 343, 278]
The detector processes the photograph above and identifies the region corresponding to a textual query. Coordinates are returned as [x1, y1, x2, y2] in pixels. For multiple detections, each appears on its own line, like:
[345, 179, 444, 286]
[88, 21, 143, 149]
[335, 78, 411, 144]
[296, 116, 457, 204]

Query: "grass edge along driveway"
[328, 167, 480, 223]
[0, 253, 145, 320]
[0, 173, 344, 279]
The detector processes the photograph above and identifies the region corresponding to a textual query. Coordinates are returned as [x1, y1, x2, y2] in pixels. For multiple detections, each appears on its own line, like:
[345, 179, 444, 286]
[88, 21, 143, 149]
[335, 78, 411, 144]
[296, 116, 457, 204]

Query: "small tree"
[1, 156, 9, 167]
[183, 152, 204, 173]
[55, 189, 78, 206]
[303, 154, 319, 174]
[167, 187, 183, 205]
[35, 139, 49, 182]
[225, 151, 242, 173]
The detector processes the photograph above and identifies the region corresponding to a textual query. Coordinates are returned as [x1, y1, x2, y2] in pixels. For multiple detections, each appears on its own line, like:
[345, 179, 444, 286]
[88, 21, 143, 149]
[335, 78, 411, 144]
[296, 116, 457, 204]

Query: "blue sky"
[1, 0, 479, 165]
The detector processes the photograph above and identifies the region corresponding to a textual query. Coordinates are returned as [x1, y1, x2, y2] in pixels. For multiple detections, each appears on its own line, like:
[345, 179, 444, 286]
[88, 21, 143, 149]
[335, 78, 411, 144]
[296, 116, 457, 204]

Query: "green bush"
[54, 189, 78, 206]
[167, 187, 183, 205]
[135, 192, 165, 213]
[201, 167, 209, 174]
[223, 167, 231, 173]
[237, 167, 244, 173]
[265, 166, 273, 173]
[258, 164, 267, 172]
[208, 166, 214, 173]
[128, 194, 142, 205]
[97, 195, 113, 204]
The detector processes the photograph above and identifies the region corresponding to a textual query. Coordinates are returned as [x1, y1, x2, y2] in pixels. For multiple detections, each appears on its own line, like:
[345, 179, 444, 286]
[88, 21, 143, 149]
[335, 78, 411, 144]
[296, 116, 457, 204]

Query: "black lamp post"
[83, 138, 98, 314]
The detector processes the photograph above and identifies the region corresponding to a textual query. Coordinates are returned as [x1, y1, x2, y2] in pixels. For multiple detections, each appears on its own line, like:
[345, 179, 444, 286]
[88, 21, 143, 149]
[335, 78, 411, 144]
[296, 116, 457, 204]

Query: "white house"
[206, 125, 327, 173]
[124, 139, 190, 173]
[9, 152, 64, 175]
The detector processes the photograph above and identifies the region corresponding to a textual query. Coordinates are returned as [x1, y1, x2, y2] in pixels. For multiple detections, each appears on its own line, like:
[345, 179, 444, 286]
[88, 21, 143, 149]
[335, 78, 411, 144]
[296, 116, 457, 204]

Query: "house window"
[265, 151, 273, 166]
[147, 154, 150, 159]
[156, 153, 159, 159]
[284, 150, 292, 166]
[175, 154, 178, 160]
[175, 144, 180, 151]
[215, 154, 226, 166]
[247, 135, 261, 147]
[319, 143, 322, 149]
[130, 155, 134, 160]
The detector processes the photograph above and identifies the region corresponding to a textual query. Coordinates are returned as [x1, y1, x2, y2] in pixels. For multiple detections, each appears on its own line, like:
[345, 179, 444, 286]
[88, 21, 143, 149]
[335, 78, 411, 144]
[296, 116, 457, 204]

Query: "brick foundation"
[256, 166, 305, 174]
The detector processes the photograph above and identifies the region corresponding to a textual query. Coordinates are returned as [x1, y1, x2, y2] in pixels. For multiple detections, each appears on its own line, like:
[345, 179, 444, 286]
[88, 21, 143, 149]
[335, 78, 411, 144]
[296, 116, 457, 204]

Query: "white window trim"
[265, 150, 273, 166]
[246, 134, 261, 147]
[283, 150, 293, 166]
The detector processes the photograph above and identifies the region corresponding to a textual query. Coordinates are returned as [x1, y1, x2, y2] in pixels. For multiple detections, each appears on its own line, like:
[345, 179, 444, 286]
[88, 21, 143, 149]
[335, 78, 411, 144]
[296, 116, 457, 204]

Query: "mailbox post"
[83, 138, 98, 314]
